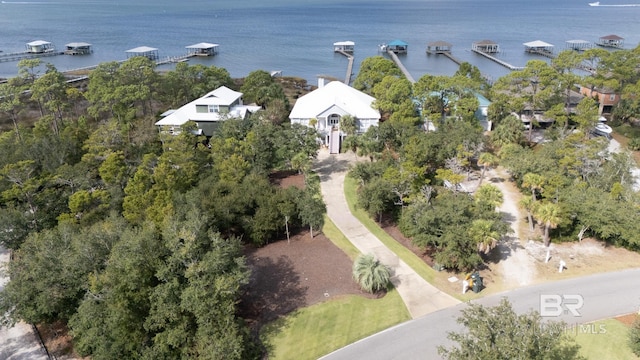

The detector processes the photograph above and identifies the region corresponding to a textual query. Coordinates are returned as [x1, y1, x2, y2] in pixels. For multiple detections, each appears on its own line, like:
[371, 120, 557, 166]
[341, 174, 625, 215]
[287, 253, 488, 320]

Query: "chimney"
[318, 77, 325, 88]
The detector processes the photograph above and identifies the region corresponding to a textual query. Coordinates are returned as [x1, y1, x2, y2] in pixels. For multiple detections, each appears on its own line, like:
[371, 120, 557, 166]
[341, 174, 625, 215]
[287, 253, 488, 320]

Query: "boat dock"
[441, 52, 463, 65]
[333, 41, 355, 84]
[525, 48, 555, 59]
[386, 49, 415, 83]
[155, 54, 195, 66]
[471, 49, 524, 70]
[0, 50, 63, 63]
[335, 50, 354, 84]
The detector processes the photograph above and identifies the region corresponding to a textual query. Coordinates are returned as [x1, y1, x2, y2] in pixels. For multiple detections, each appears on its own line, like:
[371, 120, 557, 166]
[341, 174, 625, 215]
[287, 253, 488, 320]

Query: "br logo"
[540, 294, 584, 317]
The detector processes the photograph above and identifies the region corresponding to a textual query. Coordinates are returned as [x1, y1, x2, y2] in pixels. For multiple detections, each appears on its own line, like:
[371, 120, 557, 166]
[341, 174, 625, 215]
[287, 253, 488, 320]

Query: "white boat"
[594, 123, 613, 138]
[589, 2, 600, 6]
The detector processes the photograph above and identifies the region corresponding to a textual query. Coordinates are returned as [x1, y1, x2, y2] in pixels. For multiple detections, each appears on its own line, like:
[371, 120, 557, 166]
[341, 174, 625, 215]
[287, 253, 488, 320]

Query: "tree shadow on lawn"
[240, 254, 307, 326]
[240, 253, 308, 356]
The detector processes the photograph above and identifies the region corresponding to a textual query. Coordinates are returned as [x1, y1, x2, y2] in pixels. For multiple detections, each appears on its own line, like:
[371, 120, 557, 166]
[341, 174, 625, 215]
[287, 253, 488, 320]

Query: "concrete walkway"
[314, 151, 460, 319]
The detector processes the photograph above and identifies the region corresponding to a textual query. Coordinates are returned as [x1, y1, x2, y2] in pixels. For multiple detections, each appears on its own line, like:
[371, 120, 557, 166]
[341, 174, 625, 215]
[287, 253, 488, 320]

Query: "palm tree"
[533, 202, 561, 247]
[518, 196, 536, 234]
[352, 254, 391, 293]
[477, 152, 499, 185]
[469, 219, 500, 254]
[522, 172, 545, 202]
[475, 184, 504, 211]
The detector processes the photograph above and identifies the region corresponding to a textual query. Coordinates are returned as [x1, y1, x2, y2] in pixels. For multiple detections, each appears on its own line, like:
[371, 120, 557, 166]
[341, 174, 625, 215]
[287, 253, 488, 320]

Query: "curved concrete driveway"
[314, 151, 459, 319]
[321, 268, 640, 359]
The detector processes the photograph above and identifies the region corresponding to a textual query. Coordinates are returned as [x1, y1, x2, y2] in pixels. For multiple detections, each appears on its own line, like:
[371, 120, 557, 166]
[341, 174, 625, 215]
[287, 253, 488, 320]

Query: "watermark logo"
[540, 294, 584, 317]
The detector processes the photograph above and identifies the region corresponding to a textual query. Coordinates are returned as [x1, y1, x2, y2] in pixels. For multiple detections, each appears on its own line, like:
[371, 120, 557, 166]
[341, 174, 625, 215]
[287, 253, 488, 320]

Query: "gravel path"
[484, 168, 538, 287]
[0, 246, 48, 360]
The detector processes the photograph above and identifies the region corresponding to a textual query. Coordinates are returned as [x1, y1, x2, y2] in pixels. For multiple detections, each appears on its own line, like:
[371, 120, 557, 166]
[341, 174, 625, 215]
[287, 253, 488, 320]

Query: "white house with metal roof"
[155, 86, 261, 136]
[289, 80, 380, 153]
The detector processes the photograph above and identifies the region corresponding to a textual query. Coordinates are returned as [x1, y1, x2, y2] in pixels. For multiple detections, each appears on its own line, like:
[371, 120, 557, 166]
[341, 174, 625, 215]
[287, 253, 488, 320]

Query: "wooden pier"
[335, 50, 354, 85]
[0, 50, 63, 63]
[155, 54, 195, 66]
[441, 52, 463, 65]
[386, 49, 415, 83]
[471, 49, 523, 71]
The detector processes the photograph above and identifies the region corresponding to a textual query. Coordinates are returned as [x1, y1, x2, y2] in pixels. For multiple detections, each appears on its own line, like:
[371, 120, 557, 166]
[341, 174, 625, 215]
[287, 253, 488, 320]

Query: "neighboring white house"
[289, 80, 380, 153]
[155, 86, 261, 136]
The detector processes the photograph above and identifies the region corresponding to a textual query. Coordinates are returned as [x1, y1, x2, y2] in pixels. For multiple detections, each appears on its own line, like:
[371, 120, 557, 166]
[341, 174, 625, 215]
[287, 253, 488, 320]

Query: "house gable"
[318, 104, 350, 118]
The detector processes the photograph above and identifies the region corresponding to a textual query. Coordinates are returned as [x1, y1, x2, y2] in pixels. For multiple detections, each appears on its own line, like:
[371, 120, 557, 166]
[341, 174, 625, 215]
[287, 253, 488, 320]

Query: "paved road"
[314, 151, 459, 319]
[321, 268, 640, 359]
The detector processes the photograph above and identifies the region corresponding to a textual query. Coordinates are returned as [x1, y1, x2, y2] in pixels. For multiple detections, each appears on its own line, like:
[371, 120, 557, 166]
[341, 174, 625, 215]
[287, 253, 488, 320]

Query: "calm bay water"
[1, 0, 639, 84]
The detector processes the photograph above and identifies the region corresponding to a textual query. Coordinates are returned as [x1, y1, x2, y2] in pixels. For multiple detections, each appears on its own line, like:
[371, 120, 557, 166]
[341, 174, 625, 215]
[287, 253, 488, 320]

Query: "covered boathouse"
[597, 34, 624, 48]
[523, 40, 554, 57]
[64, 42, 93, 55]
[565, 39, 591, 52]
[426, 41, 452, 54]
[333, 41, 355, 53]
[386, 40, 408, 54]
[125, 46, 159, 60]
[472, 40, 499, 53]
[26, 40, 55, 54]
[186, 42, 219, 56]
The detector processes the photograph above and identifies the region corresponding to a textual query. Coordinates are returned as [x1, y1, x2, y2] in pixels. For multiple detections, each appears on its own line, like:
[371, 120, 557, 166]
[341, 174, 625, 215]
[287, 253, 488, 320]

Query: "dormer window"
[196, 104, 220, 113]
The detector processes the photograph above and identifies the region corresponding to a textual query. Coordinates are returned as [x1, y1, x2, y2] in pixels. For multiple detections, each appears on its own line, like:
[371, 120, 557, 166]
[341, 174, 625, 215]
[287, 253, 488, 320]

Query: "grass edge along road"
[575, 317, 639, 360]
[261, 217, 411, 360]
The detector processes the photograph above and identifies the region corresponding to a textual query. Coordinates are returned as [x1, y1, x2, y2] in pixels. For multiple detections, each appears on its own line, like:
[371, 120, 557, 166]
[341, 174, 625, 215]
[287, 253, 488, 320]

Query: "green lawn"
[575, 319, 639, 360]
[262, 288, 410, 360]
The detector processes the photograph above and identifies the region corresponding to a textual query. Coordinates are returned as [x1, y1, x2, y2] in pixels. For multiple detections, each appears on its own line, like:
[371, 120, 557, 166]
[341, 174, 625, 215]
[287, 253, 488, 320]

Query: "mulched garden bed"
[239, 231, 376, 330]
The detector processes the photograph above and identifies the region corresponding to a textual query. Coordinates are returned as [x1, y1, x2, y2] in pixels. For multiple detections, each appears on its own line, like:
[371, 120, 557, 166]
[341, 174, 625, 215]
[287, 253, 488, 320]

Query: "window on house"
[609, 94, 615, 101]
[328, 114, 340, 126]
[208, 104, 220, 113]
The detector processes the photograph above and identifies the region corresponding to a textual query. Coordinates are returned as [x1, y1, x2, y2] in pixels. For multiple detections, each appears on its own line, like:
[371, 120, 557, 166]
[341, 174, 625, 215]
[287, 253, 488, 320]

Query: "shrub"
[628, 138, 640, 151]
[352, 254, 391, 293]
[629, 316, 640, 356]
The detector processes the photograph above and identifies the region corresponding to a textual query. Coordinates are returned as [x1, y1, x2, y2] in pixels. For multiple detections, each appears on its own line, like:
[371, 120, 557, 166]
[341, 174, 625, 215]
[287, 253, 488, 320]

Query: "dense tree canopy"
[2, 43, 640, 358]
[0, 60, 325, 358]
[439, 298, 584, 360]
